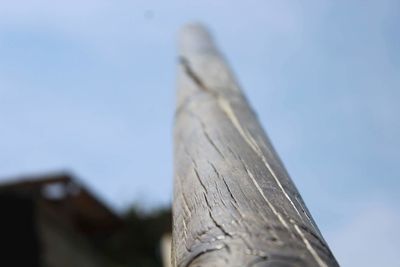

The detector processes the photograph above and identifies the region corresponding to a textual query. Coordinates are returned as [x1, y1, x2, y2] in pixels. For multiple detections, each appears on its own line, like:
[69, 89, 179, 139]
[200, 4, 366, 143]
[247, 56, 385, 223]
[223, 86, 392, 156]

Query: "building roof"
[0, 172, 122, 236]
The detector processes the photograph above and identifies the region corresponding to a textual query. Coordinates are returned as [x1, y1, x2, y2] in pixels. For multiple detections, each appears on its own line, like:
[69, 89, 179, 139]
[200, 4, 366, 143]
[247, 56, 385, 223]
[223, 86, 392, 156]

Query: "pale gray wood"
[173, 23, 339, 267]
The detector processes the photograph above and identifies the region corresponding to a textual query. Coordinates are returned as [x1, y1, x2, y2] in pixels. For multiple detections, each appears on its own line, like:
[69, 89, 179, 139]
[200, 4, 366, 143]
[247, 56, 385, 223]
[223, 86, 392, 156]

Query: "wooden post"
[173, 24, 339, 267]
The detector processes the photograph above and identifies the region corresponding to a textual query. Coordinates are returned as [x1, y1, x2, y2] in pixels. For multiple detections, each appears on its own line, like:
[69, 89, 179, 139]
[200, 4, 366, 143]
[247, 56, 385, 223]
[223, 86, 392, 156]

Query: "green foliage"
[103, 205, 172, 267]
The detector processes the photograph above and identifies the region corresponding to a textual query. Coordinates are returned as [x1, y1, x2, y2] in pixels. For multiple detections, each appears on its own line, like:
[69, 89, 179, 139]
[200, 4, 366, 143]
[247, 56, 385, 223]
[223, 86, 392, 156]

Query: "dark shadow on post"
[172, 23, 339, 267]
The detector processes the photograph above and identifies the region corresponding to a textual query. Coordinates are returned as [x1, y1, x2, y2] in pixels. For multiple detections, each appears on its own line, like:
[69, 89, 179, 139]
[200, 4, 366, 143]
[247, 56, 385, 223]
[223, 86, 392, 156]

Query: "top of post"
[178, 23, 219, 58]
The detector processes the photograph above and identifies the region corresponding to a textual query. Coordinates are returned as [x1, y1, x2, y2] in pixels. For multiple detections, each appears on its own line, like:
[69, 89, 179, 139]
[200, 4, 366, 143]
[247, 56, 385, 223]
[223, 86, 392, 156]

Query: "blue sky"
[0, 1, 399, 266]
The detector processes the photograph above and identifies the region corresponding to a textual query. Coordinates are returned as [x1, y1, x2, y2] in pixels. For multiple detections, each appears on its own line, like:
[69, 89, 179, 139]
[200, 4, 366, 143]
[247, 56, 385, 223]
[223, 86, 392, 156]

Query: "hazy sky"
[0, 1, 399, 266]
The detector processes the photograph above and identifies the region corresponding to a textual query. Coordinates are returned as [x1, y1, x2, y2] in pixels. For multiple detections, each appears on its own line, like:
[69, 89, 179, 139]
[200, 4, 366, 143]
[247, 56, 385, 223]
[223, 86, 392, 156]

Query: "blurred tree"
[102, 205, 172, 267]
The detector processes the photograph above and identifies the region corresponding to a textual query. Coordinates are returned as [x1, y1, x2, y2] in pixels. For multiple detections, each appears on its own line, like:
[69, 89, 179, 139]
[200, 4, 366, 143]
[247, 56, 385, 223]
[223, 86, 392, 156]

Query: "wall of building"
[37, 206, 108, 267]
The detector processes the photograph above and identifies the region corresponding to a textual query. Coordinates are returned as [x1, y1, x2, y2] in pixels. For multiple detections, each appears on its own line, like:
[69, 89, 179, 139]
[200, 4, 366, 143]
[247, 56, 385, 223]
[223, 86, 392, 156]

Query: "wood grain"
[173, 23, 339, 267]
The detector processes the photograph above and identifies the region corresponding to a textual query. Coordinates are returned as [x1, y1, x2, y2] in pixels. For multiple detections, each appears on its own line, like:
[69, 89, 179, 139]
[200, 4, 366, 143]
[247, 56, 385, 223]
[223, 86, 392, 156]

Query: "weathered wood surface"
[173, 24, 339, 267]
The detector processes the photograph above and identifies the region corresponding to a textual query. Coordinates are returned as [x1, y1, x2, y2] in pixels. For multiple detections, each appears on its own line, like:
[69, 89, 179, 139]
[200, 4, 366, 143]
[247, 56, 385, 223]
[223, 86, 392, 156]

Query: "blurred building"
[0, 172, 122, 267]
